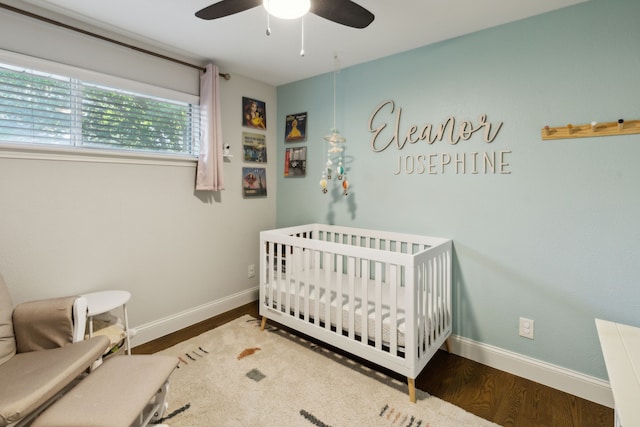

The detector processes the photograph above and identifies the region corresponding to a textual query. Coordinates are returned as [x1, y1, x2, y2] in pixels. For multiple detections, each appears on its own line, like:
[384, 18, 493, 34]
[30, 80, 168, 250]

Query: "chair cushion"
[0, 275, 15, 367]
[0, 336, 109, 427]
[32, 355, 179, 427]
[13, 296, 77, 352]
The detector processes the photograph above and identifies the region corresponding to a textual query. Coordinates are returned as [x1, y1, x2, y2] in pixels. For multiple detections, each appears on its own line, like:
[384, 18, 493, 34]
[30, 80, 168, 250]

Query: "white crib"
[259, 224, 452, 402]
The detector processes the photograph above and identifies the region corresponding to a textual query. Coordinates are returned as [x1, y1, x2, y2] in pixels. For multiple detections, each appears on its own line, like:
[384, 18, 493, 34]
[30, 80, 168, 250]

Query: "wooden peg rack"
[541, 119, 640, 140]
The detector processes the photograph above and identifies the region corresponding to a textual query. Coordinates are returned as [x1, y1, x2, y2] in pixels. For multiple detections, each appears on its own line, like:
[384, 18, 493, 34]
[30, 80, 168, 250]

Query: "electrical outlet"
[519, 317, 534, 339]
[248, 264, 255, 278]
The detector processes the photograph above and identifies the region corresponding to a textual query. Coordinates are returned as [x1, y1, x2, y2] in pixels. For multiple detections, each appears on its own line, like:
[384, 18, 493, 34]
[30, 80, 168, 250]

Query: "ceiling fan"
[195, 0, 375, 29]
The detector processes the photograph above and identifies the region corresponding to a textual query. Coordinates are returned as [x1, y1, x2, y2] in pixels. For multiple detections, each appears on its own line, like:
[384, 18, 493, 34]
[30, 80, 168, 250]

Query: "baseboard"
[130, 287, 259, 347]
[448, 334, 614, 408]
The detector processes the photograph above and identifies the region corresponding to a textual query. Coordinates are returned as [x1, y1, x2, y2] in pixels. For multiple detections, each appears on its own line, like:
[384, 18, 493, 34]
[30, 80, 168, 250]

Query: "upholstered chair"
[0, 274, 109, 427]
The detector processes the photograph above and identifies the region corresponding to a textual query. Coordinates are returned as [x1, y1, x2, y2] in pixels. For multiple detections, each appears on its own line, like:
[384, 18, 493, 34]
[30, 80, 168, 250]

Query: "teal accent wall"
[276, 0, 640, 379]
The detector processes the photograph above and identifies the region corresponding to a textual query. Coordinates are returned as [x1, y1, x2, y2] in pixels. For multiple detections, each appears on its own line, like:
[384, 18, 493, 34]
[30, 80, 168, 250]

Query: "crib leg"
[407, 378, 416, 403]
[260, 316, 267, 331]
[445, 338, 452, 353]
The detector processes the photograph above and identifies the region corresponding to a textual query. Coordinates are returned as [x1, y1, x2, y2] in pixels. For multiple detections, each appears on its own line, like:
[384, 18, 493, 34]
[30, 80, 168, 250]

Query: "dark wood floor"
[134, 302, 613, 427]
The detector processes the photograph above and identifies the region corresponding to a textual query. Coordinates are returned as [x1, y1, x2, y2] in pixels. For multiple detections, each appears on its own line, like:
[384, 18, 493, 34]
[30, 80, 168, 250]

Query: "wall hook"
[542, 118, 640, 140]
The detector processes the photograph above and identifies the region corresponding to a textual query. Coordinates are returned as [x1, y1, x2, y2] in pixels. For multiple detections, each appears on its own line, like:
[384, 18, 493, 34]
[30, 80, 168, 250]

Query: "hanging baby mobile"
[320, 56, 349, 196]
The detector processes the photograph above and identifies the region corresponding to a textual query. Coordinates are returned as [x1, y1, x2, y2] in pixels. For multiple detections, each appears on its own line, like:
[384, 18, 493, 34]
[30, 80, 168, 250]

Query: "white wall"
[0, 2, 277, 345]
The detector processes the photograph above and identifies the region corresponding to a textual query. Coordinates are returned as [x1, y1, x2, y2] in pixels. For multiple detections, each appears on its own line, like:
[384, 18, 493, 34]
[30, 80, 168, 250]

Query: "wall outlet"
[247, 264, 255, 278]
[519, 317, 534, 339]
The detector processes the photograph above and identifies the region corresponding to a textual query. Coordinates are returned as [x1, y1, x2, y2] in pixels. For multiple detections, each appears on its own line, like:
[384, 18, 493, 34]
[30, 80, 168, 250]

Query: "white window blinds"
[0, 61, 200, 156]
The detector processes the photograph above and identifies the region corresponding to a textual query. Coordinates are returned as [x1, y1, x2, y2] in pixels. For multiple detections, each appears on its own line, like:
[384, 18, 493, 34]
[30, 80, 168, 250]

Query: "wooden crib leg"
[445, 338, 452, 353]
[407, 378, 416, 403]
[260, 316, 267, 331]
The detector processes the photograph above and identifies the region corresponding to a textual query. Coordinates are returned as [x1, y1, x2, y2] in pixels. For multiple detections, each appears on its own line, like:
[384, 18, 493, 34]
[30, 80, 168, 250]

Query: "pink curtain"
[196, 64, 225, 191]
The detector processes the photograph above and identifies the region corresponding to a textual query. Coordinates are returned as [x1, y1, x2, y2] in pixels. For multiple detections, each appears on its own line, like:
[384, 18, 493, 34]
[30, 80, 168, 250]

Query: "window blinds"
[0, 62, 200, 156]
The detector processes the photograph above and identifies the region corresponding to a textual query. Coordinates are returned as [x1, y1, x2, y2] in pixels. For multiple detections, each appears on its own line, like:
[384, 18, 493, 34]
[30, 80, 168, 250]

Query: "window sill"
[0, 143, 198, 168]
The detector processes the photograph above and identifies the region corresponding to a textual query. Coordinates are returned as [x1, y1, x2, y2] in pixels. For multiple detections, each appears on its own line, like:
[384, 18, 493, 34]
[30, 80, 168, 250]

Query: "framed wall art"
[242, 167, 267, 198]
[285, 112, 307, 142]
[242, 132, 267, 163]
[284, 146, 307, 177]
[242, 97, 266, 130]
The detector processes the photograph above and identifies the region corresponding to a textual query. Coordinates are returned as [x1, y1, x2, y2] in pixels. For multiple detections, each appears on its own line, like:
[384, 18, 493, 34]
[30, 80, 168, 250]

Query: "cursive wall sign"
[368, 100, 511, 175]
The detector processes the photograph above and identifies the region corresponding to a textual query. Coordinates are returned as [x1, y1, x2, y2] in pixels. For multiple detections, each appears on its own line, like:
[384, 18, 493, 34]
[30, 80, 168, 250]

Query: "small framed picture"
[242, 132, 267, 163]
[284, 146, 307, 177]
[242, 167, 267, 198]
[242, 97, 266, 130]
[285, 112, 307, 142]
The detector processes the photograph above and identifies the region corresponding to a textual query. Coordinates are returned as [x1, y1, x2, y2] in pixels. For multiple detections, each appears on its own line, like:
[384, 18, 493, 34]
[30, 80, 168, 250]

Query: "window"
[0, 60, 200, 157]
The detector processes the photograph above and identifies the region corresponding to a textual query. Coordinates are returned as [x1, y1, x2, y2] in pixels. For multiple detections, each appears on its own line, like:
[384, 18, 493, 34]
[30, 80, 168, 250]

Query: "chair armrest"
[72, 297, 88, 343]
[13, 296, 85, 353]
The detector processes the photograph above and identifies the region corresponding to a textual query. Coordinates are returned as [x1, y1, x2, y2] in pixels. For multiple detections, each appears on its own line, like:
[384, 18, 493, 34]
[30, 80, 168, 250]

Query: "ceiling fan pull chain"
[265, 0, 271, 36]
[300, 16, 305, 57]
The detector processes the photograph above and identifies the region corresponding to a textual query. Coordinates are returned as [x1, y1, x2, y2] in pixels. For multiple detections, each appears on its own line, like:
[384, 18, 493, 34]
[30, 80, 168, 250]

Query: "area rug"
[155, 315, 499, 426]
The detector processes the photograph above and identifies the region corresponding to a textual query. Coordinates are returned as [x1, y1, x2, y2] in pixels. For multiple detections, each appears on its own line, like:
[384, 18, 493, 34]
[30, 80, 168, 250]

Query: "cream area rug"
[155, 315, 499, 426]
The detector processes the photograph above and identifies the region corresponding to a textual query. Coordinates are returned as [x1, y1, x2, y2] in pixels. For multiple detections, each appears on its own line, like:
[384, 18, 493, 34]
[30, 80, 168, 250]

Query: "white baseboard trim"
[130, 287, 259, 347]
[448, 334, 614, 408]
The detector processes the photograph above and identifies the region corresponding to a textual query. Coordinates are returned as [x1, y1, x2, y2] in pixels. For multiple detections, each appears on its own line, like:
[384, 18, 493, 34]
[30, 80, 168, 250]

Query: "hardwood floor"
[133, 302, 614, 427]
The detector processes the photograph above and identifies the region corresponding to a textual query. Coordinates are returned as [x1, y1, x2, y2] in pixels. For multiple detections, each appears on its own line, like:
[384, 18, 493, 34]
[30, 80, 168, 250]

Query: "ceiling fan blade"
[195, 0, 262, 20]
[310, 0, 374, 29]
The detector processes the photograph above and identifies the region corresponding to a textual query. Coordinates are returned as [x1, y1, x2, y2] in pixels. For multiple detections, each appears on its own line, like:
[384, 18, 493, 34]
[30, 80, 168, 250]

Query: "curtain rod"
[0, 2, 231, 80]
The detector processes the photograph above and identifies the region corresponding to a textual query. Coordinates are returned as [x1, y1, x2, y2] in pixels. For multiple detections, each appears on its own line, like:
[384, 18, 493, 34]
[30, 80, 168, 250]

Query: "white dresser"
[595, 318, 640, 427]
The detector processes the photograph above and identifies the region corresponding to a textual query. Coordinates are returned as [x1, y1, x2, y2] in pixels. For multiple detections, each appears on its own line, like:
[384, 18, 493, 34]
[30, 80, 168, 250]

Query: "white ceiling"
[18, 0, 588, 86]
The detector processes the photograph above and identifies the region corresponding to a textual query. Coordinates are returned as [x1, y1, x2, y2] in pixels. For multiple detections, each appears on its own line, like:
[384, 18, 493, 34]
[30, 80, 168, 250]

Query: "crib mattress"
[265, 271, 411, 348]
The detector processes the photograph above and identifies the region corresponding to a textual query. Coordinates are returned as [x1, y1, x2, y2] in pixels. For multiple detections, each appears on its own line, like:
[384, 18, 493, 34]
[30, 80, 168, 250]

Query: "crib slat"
[266, 241, 274, 310]
[311, 248, 319, 326]
[297, 247, 304, 321]
[437, 253, 443, 335]
[271, 241, 278, 312]
[436, 254, 443, 335]
[336, 254, 343, 336]
[285, 245, 292, 316]
[355, 236, 364, 278]
[375, 261, 383, 350]
[418, 259, 423, 350]
[302, 248, 310, 323]
[427, 259, 433, 348]
[301, 248, 307, 322]
[437, 256, 442, 335]
[424, 260, 431, 350]
[445, 251, 452, 327]
[361, 258, 369, 346]
[301, 249, 306, 318]
[436, 255, 446, 335]
[436, 254, 442, 336]
[296, 247, 301, 320]
[275, 243, 282, 314]
[348, 256, 356, 340]
[428, 257, 435, 345]
[389, 264, 398, 355]
[417, 261, 425, 354]
[405, 259, 417, 374]
[324, 251, 331, 331]
[445, 250, 452, 326]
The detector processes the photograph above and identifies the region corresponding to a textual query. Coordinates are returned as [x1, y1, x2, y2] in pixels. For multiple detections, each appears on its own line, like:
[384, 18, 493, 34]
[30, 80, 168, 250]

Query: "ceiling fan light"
[263, 0, 310, 20]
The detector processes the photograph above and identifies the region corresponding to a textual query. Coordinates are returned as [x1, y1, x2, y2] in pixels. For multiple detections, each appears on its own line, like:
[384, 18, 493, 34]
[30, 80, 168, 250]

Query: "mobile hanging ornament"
[320, 128, 348, 195]
[320, 55, 350, 196]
